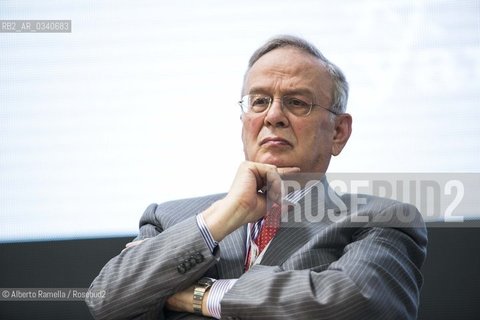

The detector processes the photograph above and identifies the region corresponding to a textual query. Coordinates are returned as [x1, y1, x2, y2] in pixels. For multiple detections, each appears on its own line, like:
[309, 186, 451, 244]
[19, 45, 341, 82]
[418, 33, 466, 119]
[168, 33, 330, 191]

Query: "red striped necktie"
[245, 204, 282, 271]
[255, 203, 282, 253]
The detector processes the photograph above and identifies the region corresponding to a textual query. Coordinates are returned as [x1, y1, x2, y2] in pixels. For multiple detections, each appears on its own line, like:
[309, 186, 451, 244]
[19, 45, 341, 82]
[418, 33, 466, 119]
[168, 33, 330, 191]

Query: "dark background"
[1, 222, 480, 320]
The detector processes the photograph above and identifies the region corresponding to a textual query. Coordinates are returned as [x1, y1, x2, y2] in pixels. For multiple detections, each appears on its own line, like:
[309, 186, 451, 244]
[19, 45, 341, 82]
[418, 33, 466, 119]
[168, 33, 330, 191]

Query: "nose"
[263, 98, 289, 128]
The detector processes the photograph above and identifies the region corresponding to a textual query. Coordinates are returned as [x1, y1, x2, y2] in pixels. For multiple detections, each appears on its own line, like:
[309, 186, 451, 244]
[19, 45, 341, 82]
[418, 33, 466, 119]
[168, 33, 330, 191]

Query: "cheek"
[293, 122, 316, 145]
[297, 121, 332, 151]
[242, 117, 262, 160]
[242, 117, 262, 142]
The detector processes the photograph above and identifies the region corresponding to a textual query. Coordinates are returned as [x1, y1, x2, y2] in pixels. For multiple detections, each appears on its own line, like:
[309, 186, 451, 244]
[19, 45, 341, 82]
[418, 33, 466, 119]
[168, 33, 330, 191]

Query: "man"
[86, 35, 427, 319]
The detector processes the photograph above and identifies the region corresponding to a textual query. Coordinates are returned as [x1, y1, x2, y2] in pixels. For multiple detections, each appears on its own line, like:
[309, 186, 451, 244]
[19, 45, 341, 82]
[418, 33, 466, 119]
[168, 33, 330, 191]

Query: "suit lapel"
[260, 180, 347, 266]
[259, 222, 316, 266]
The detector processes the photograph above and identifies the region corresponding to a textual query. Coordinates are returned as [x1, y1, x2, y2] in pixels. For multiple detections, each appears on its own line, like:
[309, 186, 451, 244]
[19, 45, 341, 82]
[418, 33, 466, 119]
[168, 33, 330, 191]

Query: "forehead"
[243, 47, 333, 97]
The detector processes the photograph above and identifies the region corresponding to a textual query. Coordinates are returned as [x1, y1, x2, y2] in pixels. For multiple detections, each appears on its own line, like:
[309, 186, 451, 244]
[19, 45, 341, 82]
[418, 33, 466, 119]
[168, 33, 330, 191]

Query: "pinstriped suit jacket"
[86, 186, 427, 320]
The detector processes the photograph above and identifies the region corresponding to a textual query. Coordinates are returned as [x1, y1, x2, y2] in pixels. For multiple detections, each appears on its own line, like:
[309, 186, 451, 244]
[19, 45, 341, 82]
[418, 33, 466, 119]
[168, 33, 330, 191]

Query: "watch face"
[198, 277, 215, 286]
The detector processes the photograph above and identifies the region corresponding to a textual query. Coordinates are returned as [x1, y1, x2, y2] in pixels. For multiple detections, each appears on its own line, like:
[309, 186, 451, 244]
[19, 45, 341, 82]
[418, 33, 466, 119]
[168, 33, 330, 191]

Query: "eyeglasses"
[238, 94, 339, 117]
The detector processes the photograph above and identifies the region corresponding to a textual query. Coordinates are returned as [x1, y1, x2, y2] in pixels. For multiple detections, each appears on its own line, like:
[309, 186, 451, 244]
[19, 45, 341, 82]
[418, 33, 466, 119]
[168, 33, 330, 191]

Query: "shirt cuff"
[196, 213, 218, 254]
[207, 279, 237, 319]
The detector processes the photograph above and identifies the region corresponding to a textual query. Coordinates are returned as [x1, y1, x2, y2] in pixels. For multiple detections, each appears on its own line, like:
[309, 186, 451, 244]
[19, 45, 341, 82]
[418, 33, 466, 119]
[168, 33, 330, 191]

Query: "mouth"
[260, 137, 292, 147]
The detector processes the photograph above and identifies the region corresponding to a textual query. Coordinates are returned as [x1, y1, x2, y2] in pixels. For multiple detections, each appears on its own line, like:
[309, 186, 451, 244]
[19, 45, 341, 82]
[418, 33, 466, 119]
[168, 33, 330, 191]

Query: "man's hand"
[202, 161, 299, 242]
[121, 239, 146, 253]
[165, 286, 211, 317]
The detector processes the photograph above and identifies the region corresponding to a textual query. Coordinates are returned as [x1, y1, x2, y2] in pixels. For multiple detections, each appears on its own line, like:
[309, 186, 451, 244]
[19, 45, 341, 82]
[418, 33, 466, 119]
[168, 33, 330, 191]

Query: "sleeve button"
[177, 263, 186, 274]
[194, 252, 204, 263]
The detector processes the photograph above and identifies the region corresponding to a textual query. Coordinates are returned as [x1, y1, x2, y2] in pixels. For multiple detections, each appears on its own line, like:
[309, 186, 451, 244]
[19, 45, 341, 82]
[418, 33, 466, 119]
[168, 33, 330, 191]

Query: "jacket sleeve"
[220, 203, 428, 320]
[85, 203, 219, 320]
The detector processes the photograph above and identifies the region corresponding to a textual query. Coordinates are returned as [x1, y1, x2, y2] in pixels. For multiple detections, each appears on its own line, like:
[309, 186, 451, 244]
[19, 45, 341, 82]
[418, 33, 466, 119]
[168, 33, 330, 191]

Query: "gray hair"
[244, 35, 349, 114]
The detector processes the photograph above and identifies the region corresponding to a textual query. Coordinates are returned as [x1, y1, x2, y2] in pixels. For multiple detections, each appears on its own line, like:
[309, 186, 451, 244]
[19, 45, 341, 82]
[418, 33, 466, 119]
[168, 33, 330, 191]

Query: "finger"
[264, 168, 284, 205]
[249, 164, 296, 204]
[125, 239, 145, 248]
[122, 239, 146, 252]
[277, 167, 301, 176]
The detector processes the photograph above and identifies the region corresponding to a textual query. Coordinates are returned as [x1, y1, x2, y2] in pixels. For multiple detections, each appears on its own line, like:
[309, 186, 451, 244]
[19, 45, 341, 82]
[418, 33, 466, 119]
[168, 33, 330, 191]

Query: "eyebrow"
[247, 87, 315, 97]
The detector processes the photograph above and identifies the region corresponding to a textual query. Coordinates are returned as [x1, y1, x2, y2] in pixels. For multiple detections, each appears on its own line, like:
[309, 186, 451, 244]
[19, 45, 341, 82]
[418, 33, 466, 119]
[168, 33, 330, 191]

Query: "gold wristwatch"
[193, 277, 216, 315]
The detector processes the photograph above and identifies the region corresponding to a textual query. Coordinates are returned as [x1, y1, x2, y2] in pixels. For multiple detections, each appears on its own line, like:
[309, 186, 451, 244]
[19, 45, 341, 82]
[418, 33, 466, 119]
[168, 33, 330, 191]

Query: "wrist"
[202, 198, 245, 241]
[202, 289, 211, 317]
[193, 277, 216, 316]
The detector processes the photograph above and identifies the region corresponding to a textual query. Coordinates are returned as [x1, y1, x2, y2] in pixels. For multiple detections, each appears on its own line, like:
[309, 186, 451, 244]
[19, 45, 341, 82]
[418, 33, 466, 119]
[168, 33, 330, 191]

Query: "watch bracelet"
[193, 284, 208, 314]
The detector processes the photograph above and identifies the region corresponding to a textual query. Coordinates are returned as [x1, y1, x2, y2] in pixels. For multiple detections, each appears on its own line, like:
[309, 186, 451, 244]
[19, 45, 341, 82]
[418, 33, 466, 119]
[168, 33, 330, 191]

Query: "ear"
[331, 113, 352, 156]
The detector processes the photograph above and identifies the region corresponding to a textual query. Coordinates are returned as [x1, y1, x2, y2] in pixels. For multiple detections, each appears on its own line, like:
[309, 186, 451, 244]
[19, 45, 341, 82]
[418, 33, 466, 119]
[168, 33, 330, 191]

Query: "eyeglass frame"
[238, 94, 341, 117]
